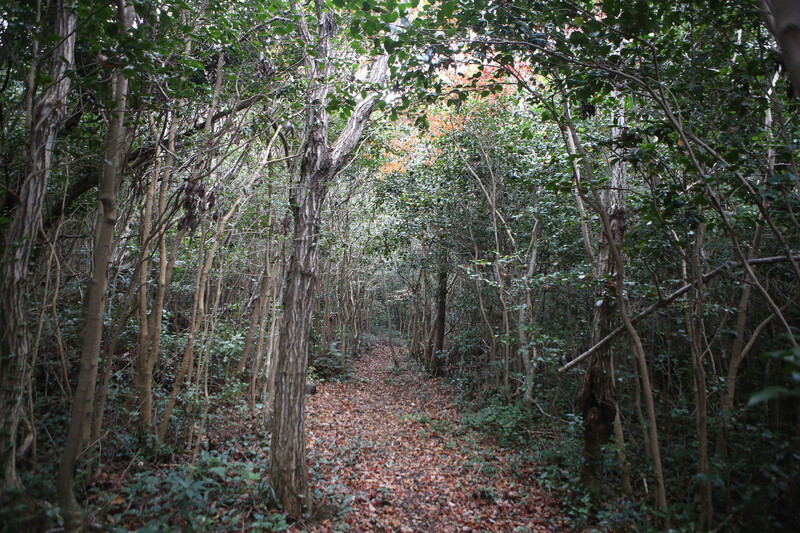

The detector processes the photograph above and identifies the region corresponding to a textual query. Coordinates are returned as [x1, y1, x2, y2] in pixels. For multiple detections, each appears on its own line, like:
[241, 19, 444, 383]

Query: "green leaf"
[209, 466, 228, 478]
[747, 386, 800, 407]
[440, 1, 456, 19]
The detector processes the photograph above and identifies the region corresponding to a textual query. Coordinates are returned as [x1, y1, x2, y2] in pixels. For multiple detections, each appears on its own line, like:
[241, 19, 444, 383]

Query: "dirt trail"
[304, 344, 563, 532]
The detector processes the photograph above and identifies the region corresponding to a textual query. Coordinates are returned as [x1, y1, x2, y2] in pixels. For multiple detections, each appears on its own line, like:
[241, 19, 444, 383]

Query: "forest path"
[303, 344, 563, 532]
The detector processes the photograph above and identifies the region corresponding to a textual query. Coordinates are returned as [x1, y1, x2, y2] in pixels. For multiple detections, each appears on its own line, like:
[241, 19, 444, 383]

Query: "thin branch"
[559, 254, 800, 374]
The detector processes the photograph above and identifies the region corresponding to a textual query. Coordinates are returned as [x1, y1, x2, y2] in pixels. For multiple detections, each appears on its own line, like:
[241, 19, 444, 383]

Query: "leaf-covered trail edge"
[302, 344, 565, 532]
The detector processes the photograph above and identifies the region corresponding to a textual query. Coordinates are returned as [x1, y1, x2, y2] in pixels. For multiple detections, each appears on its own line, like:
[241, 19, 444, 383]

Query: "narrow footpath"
[303, 344, 564, 532]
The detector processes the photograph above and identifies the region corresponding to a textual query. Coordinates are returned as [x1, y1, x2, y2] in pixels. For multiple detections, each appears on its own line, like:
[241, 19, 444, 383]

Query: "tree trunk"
[430, 266, 447, 376]
[269, 166, 327, 514]
[565, 97, 669, 513]
[58, 2, 132, 526]
[134, 110, 180, 434]
[134, 115, 161, 434]
[563, 92, 667, 511]
[261, 276, 284, 415]
[566, 97, 626, 492]
[158, 222, 209, 443]
[236, 248, 272, 377]
[154, 49, 280, 442]
[383, 265, 399, 367]
[689, 223, 713, 530]
[267, 4, 387, 511]
[518, 205, 540, 407]
[0, 0, 75, 497]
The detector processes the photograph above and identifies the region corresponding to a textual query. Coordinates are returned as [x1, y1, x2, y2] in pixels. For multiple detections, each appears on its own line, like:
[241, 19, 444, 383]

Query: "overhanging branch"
[559, 254, 800, 374]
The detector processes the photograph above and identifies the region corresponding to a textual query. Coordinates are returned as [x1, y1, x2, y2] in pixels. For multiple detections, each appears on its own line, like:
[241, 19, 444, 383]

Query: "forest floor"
[82, 343, 566, 531]
[300, 344, 565, 532]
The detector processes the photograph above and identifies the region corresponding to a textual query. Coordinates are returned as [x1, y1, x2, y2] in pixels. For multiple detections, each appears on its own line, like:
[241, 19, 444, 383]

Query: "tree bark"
[0, 0, 75, 497]
[383, 265, 399, 368]
[688, 223, 713, 530]
[133, 114, 162, 434]
[269, 164, 327, 514]
[268, 2, 387, 512]
[562, 98, 626, 493]
[564, 94, 668, 513]
[430, 265, 447, 376]
[57, 2, 132, 527]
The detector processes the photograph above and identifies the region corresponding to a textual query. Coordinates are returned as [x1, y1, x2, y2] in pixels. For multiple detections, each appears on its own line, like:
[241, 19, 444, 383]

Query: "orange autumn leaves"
[377, 62, 532, 178]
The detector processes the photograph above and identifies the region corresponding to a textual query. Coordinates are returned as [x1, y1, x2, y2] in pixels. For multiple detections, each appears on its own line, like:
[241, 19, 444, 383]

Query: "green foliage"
[309, 343, 350, 381]
[94, 450, 281, 531]
[463, 399, 534, 447]
[749, 344, 800, 406]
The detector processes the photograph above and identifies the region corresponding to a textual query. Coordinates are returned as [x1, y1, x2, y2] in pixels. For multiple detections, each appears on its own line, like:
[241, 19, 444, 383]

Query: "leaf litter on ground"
[302, 344, 564, 532]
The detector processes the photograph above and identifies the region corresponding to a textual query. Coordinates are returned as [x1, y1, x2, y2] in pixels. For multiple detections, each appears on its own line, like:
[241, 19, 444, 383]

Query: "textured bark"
[430, 266, 447, 376]
[57, 2, 132, 527]
[269, 168, 327, 514]
[268, 2, 388, 513]
[571, 98, 627, 492]
[0, 0, 75, 497]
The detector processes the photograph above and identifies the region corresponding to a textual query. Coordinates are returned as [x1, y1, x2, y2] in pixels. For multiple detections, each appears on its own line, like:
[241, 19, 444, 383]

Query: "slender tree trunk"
[250, 247, 279, 410]
[613, 403, 633, 495]
[0, 0, 75, 496]
[688, 223, 713, 530]
[338, 252, 350, 360]
[383, 265, 398, 367]
[409, 267, 423, 359]
[236, 247, 272, 377]
[321, 261, 333, 350]
[518, 205, 540, 407]
[131, 28, 196, 431]
[461, 144, 515, 390]
[158, 222, 208, 443]
[133, 110, 180, 434]
[261, 276, 284, 416]
[191, 270, 223, 459]
[430, 265, 447, 376]
[564, 93, 667, 511]
[57, 3, 132, 527]
[134, 114, 161, 434]
[156, 50, 283, 441]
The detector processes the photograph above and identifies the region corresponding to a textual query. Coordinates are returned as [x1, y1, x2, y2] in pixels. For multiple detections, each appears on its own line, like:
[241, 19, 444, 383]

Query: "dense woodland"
[1, 0, 799, 530]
